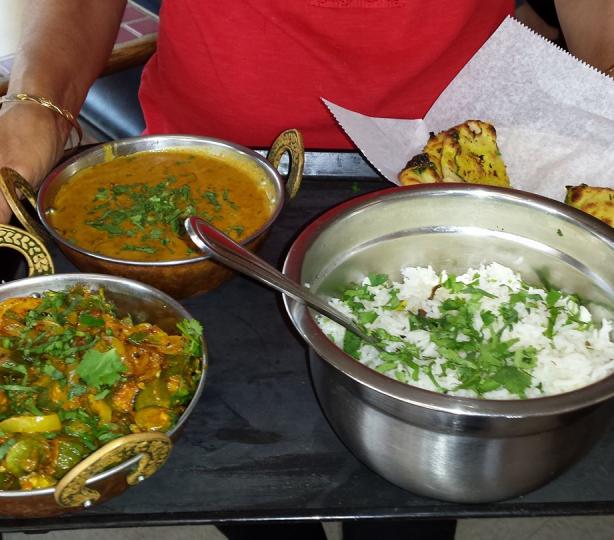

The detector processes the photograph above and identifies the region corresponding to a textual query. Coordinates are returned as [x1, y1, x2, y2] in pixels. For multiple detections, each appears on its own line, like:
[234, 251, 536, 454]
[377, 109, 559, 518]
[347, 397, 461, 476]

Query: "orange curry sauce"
[48, 149, 275, 262]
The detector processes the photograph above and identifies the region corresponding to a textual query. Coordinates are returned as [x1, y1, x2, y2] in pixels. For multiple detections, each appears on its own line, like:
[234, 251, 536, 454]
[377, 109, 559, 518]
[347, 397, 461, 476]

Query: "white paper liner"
[323, 17, 614, 201]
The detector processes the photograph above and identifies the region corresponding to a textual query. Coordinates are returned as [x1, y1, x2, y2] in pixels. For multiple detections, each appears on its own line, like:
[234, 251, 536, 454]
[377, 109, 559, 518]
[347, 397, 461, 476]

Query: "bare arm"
[515, 2, 561, 43]
[555, 0, 614, 72]
[0, 0, 126, 223]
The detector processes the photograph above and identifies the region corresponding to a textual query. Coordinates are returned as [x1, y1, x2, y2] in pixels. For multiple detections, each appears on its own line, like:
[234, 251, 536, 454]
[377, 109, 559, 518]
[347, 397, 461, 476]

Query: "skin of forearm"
[0, 0, 127, 224]
[7, 0, 127, 115]
[555, 0, 614, 72]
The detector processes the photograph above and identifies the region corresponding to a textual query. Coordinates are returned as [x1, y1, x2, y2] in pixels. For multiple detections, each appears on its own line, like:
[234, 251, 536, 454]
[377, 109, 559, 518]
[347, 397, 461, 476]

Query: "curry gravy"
[49, 149, 275, 262]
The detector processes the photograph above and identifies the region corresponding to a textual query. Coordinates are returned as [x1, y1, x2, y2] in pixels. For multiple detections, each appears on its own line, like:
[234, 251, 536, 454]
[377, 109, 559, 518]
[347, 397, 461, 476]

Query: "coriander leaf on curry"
[48, 150, 275, 262]
[0, 285, 203, 490]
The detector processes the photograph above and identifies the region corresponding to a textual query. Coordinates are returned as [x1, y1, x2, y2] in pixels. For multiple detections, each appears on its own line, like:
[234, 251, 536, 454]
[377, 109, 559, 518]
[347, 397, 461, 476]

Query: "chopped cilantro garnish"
[229, 225, 245, 237]
[493, 366, 531, 398]
[513, 347, 538, 370]
[462, 286, 497, 299]
[480, 310, 496, 326]
[76, 348, 125, 388]
[376, 361, 398, 373]
[543, 289, 562, 339]
[85, 177, 203, 246]
[546, 289, 562, 306]
[222, 189, 239, 210]
[79, 312, 105, 327]
[442, 275, 464, 293]
[383, 289, 402, 310]
[357, 311, 378, 325]
[94, 388, 111, 400]
[368, 273, 388, 286]
[43, 363, 65, 381]
[121, 245, 157, 254]
[68, 384, 88, 400]
[0, 384, 39, 393]
[499, 304, 520, 327]
[342, 330, 362, 359]
[127, 331, 148, 345]
[204, 191, 222, 211]
[343, 284, 374, 302]
[177, 319, 203, 358]
[94, 188, 110, 201]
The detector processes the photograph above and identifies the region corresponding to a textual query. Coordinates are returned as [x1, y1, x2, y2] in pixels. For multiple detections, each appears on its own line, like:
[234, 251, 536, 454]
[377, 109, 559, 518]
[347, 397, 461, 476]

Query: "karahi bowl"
[1, 131, 303, 299]
[0, 273, 207, 517]
[283, 183, 614, 503]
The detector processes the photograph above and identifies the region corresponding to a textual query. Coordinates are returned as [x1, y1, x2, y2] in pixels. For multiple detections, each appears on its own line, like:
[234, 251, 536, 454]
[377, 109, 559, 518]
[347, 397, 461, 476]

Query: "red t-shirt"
[139, 0, 513, 149]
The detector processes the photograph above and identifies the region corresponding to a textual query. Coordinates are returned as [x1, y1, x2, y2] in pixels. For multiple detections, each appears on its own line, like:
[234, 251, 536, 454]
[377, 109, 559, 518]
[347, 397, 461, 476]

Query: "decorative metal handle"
[266, 129, 304, 200]
[0, 167, 50, 242]
[0, 168, 54, 276]
[54, 432, 172, 508]
[0, 224, 54, 276]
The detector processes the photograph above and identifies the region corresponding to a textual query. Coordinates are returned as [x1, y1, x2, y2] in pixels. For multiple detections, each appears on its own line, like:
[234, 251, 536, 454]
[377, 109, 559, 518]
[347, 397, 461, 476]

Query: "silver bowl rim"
[0, 273, 208, 498]
[37, 134, 286, 267]
[283, 182, 614, 418]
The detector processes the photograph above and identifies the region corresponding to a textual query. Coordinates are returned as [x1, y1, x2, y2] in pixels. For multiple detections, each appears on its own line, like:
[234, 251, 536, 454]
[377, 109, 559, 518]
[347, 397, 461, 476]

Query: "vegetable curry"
[0, 286, 202, 490]
[48, 149, 275, 261]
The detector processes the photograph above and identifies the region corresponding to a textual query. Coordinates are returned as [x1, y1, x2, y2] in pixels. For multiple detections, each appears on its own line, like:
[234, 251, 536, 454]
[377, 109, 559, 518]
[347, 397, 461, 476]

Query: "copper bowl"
[0, 269, 207, 517]
[0, 130, 303, 299]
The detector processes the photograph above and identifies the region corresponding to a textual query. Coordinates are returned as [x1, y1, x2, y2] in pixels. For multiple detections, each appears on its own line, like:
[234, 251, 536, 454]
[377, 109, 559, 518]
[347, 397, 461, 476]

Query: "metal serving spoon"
[185, 216, 380, 347]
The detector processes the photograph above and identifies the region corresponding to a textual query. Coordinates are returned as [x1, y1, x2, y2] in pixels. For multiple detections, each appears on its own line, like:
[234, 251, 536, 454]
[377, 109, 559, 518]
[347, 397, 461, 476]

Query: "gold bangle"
[0, 92, 83, 148]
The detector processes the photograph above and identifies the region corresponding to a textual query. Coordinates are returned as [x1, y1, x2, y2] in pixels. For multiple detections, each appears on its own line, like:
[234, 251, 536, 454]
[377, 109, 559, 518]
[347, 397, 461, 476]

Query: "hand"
[0, 102, 68, 224]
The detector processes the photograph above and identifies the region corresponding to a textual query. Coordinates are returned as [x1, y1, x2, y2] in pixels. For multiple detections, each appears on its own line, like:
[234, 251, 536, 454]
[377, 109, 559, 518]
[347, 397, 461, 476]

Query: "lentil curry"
[0, 285, 202, 490]
[48, 149, 275, 262]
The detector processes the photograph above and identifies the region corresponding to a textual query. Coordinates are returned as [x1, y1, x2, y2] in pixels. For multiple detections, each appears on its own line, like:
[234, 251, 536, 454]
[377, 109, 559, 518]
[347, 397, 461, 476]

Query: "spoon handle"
[185, 217, 372, 343]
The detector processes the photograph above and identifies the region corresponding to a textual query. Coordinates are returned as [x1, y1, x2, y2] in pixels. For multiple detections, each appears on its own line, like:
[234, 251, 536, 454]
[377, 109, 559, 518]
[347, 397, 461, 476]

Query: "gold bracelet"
[0, 92, 83, 148]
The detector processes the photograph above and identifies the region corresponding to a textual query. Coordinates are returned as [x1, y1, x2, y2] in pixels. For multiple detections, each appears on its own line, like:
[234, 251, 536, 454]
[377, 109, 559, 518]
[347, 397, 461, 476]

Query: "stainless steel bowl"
[0, 273, 207, 517]
[283, 183, 614, 503]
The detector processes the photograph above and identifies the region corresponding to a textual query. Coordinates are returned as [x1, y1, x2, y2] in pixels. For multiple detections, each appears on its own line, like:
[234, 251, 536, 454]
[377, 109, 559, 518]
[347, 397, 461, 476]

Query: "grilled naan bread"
[399, 120, 510, 188]
[565, 184, 614, 227]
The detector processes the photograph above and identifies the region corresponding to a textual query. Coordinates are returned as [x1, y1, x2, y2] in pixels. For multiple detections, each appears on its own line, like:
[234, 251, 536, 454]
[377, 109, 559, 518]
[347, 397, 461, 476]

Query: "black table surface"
[2, 176, 614, 533]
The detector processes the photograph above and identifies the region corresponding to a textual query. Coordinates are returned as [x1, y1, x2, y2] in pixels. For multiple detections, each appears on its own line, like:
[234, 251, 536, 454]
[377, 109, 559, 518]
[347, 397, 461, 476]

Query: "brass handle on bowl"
[267, 129, 304, 200]
[0, 167, 50, 242]
[0, 167, 54, 276]
[54, 432, 172, 508]
[0, 224, 54, 276]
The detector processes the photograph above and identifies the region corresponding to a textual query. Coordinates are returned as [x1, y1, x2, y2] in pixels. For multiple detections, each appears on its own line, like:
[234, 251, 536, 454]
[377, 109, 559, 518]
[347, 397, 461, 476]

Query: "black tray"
[3, 175, 614, 533]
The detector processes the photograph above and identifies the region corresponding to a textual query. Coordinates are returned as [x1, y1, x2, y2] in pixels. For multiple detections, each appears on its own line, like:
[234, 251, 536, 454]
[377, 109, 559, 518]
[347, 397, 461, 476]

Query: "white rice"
[316, 262, 614, 399]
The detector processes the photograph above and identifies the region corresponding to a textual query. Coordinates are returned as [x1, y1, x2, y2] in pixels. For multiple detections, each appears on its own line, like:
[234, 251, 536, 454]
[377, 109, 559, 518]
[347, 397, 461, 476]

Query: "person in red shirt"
[140, 0, 512, 149]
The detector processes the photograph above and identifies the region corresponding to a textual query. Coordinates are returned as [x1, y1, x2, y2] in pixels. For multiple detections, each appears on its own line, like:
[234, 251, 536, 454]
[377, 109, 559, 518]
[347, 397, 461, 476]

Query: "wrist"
[0, 101, 68, 184]
[0, 93, 82, 148]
